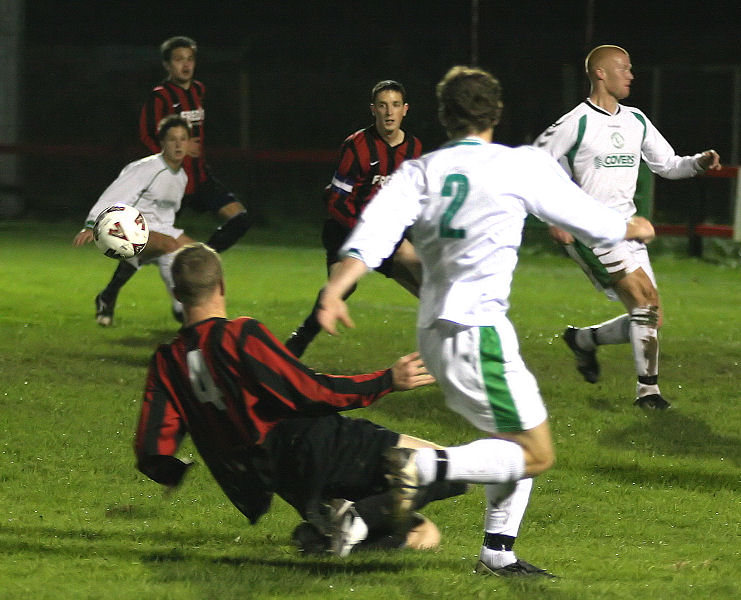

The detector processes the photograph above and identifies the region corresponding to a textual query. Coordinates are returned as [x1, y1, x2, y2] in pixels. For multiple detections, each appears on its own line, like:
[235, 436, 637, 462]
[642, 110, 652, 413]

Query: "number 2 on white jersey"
[439, 173, 469, 239]
[186, 349, 226, 410]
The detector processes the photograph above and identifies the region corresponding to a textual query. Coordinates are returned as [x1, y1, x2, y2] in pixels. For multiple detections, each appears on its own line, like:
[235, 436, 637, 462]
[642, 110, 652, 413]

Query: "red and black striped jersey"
[134, 316, 392, 520]
[139, 79, 207, 195]
[325, 125, 422, 229]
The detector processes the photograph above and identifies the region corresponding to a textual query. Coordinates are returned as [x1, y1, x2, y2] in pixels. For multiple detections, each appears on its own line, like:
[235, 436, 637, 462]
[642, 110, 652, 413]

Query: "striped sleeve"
[134, 350, 191, 485]
[325, 136, 363, 228]
[236, 318, 393, 416]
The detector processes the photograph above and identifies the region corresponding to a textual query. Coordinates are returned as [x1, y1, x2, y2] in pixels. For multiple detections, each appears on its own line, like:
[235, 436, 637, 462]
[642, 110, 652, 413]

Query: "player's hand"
[549, 224, 574, 245]
[316, 289, 354, 335]
[697, 149, 721, 171]
[390, 351, 436, 391]
[72, 228, 94, 246]
[625, 216, 655, 243]
[187, 136, 202, 158]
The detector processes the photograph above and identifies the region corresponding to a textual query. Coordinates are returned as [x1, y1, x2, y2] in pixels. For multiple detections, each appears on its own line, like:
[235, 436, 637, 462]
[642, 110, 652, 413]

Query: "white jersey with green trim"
[341, 137, 629, 327]
[84, 154, 187, 229]
[534, 99, 704, 218]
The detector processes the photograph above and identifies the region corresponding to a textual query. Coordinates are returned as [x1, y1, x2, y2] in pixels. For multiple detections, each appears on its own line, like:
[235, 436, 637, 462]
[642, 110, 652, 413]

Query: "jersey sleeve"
[639, 112, 704, 179]
[513, 147, 628, 247]
[239, 319, 394, 416]
[340, 160, 422, 268]
[83, 162, 145, 226]
[533, 112, 579, 162]
[134, 350, 192, 486]
[325, 137, 362, 228]
[139, 91, 168, 154]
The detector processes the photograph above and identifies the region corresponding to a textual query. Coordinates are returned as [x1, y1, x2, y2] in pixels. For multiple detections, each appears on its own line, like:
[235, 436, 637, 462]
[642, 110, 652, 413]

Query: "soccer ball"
[93, 204, 149, 259]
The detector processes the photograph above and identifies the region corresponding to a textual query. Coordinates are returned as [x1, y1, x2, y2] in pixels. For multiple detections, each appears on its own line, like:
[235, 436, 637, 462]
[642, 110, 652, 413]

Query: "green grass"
[0, 220, 739, 599]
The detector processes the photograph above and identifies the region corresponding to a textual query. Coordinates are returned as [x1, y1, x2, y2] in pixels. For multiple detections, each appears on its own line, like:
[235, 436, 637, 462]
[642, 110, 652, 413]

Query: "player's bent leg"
[390, 239, 422, 297]
[493, 420, 554, 477]
[613, 270, 669, 409]
[207, 203, 251, 253]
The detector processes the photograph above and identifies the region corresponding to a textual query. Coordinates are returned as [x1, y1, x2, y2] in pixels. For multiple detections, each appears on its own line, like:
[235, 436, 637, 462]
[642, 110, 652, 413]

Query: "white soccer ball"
[93, 204, 149, 259]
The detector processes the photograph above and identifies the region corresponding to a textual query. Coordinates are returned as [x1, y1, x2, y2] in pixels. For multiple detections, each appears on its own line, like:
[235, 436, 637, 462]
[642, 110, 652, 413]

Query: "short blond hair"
[585, 45, 629, 79]
[171, 243, 222, 307]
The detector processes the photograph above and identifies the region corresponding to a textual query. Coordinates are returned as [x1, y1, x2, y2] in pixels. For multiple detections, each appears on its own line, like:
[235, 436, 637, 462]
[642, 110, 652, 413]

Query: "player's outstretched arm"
[697, 149, 721, 171]
[72, 227, 94, 246]
[625, 216, 655, 243]
[390, 351, 436, 391]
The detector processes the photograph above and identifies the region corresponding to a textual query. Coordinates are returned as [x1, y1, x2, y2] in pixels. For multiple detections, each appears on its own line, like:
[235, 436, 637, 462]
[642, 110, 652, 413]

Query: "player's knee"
[217, 201, 246, 220]
[525, 445, 555, 476]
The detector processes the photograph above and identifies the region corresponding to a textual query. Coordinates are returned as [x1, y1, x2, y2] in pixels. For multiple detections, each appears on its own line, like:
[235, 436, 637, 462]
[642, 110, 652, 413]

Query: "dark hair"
[160, 36, 197, 62]
[156, 114, 191, 142]
[172, 243, 223, 306]
[436, 66, 503, 138]
[371, 80, 407, 104]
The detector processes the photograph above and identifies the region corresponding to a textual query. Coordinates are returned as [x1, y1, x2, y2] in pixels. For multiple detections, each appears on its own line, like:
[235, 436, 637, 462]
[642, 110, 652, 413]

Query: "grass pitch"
[0, 220, 739, 599]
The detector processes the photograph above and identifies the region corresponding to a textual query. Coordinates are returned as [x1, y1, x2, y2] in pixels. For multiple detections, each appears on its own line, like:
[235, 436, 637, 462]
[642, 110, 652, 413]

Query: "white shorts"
[567, 239, 656, 302]
[417, 317, 547, 434]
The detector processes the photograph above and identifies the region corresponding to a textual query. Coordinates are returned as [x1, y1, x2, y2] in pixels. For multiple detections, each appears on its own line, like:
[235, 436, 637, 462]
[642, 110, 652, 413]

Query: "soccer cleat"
[95, 293, 115, 327]
[475, 558, 557, 578]
[326, 499, 368, 557]
[291, 521, 330, 554]
[633, 393, 671, 410]
[384, 447, 422, 530]
[562, 326, 600, 383]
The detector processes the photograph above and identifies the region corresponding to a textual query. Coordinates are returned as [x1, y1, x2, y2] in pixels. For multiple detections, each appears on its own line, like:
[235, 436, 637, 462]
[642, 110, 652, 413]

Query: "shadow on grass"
[594, 410, 740, 492]
[0, 522, 404, 575]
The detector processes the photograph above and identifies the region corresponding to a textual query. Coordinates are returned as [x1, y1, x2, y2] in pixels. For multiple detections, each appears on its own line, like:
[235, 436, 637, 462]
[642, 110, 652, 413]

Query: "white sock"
[576, 314, 630, 350]
[593, 313, 631, 346]
[415, 439, 525, 486]
[479, 479, 533, 568]
[157, 251, 179, 308]
[480, 546, 516, 568]
[630, 306, 660, 395]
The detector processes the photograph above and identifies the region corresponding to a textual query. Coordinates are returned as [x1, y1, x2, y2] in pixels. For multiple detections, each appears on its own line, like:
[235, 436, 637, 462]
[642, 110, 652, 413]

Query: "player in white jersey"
[73, 115, 198, 325]
[316, 66, 655, 578]
[534, 45, 721, 409]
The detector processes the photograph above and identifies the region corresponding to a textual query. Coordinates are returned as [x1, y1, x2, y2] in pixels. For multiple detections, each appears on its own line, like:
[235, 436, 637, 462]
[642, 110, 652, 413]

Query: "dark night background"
[9, 0, 741, 226]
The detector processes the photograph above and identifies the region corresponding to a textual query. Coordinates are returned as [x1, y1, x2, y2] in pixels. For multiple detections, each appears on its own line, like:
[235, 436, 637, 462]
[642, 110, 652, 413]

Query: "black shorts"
[322, 218, 405, 278]
[263, 414, 399, 520]
[183, 171, 239, 215]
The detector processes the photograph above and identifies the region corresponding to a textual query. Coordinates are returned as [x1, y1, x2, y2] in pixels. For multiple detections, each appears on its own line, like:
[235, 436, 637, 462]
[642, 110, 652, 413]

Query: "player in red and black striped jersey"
[285, 80, 423, 358]
[98, 37, 251, 326]
[139, 36, 251, 249]
[135, 243, 465, 555]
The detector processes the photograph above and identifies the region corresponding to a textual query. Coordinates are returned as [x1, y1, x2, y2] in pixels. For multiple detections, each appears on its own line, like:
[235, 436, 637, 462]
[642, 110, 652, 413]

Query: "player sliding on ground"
[534, 44, 721, 409]
[134, 243, 466, 557]
[317, 66, 656, 578]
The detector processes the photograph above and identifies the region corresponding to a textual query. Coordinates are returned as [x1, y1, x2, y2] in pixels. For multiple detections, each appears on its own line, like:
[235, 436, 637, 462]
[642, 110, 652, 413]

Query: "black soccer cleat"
[291, 521, 330, 554]
[563, 326, 600, 383]
[633, 393, 671, 410]
[475, 558, 557, 578]
[95, 293, 115, 327]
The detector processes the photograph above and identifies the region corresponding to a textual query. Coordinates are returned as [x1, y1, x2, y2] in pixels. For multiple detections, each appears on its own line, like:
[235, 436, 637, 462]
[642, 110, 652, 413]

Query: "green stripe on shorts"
[479, 326, 523, 432]
[572, 239, 612, 288]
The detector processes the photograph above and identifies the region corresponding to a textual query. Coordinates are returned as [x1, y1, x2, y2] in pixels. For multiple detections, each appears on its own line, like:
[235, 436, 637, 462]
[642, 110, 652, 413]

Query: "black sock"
[483, 532, 515, 551]
[101, 261, 137, 303]
[206, 211, 251, 253]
